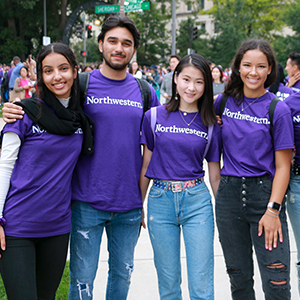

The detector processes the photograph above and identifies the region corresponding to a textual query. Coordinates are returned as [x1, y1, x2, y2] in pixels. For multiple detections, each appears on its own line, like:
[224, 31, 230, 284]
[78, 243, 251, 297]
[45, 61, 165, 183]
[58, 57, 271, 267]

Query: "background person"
[10, 66, 35, 102]
[212, 65, 225, 100]
[160, 55, 181, 103]
[268, 62, 294, 100]
[128, 61, 143, 79]
[8, 56, 24, 93]
[285, 52, 300, 93]
[82, 66, 93, 72]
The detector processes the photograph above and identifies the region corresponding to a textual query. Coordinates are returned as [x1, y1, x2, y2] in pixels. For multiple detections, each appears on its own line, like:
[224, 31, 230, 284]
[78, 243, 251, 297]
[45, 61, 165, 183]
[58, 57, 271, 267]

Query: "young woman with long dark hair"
[214, 39, 293, 300]
[140, 53, 221, 299]
[0, 42, 94, 299]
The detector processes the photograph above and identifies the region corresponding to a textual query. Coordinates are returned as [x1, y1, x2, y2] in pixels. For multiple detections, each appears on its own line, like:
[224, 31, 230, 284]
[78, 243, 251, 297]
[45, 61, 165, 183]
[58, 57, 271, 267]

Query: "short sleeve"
[205, 124, 222, 162]
[272, 101, 294, 151]
[141, 110, 155, 151]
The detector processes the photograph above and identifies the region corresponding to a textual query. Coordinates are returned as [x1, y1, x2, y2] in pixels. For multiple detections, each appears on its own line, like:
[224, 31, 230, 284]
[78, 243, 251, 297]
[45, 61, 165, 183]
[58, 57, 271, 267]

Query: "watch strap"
[267, 202, 281, 211]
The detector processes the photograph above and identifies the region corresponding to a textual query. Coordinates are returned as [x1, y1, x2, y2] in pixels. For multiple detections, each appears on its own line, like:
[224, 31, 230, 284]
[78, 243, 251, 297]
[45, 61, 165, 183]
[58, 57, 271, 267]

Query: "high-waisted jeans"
[148, 180, 214, 300]
[216, 175, 290, 300]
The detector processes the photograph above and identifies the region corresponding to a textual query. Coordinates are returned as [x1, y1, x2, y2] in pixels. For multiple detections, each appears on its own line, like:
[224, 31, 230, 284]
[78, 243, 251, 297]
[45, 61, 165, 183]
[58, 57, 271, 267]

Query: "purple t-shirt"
[291, 80, 300, 93]
[141, 105, 221, 180]
[266, 83, 294, 101]
[71, 70, 160, 212]
[285, 91, 300, 165]
[1, 114, 83, 238]
[214, 92, 294, 179]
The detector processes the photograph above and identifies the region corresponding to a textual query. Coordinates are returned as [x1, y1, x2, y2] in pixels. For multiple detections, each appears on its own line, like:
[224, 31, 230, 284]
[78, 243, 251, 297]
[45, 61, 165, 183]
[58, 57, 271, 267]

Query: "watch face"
[268, 202, 281, 211]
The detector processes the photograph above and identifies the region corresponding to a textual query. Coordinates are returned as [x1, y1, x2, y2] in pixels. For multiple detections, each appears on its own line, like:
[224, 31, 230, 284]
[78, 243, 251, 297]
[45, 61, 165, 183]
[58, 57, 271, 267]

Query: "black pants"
[0, 233, 69, 300]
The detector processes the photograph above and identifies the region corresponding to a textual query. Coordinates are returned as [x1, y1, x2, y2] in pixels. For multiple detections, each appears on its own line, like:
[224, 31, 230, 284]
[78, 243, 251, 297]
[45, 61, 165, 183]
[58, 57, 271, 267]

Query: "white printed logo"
[155, 124, 208, 139]
[32, 125, 83, 135]
[223, 108, 269, 125]
[86, 95, 142, 109]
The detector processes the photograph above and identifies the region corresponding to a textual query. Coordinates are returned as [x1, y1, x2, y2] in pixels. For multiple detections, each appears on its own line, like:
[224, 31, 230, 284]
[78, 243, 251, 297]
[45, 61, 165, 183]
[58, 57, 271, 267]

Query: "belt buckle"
[172, 182, 182, 192]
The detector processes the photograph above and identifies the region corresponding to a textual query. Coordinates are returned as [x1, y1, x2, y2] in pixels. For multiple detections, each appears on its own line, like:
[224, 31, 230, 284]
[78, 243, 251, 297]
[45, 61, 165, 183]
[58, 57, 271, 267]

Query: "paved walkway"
[0, 116, 298, 299]
[92, 176, 298, 300]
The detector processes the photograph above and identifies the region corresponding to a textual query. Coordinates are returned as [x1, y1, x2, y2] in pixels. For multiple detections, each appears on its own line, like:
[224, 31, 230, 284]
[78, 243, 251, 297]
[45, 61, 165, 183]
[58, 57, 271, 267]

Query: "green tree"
[71, 37, 102, 65]
[273, 0, 300, 65]
[206, 0, 285, 67]
[0, 0, 102, 63]
[176, 17, 211, 59]
[128, 1, 171, 66]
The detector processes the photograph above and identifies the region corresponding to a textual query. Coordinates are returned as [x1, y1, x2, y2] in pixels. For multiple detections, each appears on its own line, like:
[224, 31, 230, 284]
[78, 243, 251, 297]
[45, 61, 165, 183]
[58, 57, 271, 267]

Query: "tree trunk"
[6, 0, 17, 37]
[59, 0, 69, 31]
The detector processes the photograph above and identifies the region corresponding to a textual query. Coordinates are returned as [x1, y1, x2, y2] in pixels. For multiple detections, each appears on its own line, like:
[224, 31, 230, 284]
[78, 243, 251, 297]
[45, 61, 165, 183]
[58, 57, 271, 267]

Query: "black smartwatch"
[267, 202, 282, 212]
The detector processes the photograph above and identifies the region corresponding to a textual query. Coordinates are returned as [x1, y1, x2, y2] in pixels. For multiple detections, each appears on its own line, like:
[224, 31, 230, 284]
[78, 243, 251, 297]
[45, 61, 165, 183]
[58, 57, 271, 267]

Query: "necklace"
[179, 110, 199, 126]
[240, 92, 266, 112]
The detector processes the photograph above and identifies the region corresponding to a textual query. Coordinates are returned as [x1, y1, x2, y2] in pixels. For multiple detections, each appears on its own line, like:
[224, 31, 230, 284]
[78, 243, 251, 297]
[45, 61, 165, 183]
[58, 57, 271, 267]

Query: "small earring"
[175, 93, 179, 100]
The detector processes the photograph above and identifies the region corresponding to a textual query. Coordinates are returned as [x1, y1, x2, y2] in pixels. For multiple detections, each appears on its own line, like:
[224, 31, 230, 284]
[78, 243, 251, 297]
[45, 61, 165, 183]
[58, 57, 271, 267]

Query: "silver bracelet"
[266, 212, 279, 219]
[267, 208, 279, 216]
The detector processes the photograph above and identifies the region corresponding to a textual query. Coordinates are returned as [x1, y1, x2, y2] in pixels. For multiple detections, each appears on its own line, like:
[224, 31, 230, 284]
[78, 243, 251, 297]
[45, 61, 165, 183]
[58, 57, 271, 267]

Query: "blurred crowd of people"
[0, 54, 236, 108]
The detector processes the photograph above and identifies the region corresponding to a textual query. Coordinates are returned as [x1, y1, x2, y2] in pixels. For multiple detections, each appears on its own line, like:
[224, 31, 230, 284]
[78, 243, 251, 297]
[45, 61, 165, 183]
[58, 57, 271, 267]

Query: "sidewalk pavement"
[0, 117, 298, 299]
[92, 168, 299, 300]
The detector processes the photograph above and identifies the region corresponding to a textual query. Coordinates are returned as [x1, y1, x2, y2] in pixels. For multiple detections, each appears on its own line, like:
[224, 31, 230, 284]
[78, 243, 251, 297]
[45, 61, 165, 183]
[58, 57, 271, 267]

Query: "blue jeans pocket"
[149, 185, 164, 199]
[186, 182, 208, 196]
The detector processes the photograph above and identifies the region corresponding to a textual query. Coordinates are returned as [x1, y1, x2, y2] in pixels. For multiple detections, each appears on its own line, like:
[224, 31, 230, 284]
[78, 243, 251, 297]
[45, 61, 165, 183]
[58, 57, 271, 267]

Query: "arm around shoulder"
[2, 101, 24, 123]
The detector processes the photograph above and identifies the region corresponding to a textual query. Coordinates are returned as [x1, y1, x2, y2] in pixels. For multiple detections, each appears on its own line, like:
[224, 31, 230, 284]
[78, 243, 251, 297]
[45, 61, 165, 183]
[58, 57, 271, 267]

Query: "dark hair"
[98, 16, 141, 48]
[170, 55, 182, 62]
[82, 65, 93, 72]
[165, 53, 216, 126]
[36, 42, 78, 106]
[288, 52, 300, 70]
[211, 65, 223, 83]
[128, 61, 139, 75]
[20, 66, 28, 74]
[224, 39, 276, 101]
[269, 62, 285, 94]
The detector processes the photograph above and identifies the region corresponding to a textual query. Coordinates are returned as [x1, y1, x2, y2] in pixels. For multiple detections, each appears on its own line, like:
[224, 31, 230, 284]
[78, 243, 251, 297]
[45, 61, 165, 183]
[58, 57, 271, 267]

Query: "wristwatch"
[267, 202, 282, 212]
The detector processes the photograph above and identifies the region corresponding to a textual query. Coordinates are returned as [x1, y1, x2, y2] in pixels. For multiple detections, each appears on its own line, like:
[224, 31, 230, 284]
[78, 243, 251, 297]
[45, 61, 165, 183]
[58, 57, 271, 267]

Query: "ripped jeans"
[68, 200, 142, 300]
[216, 175, 290, 300]
[287, 171, 300, 296]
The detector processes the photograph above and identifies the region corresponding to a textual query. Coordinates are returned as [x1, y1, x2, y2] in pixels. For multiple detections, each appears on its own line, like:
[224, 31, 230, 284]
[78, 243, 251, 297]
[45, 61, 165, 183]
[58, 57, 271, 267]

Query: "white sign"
[43, 36, 51, 46]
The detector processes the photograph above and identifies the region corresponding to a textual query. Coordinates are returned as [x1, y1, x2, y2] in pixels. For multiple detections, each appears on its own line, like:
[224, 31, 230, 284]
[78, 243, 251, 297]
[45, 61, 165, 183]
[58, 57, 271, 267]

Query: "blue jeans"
[68, 201, 142, 300]
[147, 180, 214, 300]
[216, 175, 290, 300]
[287, 171, 300, 296]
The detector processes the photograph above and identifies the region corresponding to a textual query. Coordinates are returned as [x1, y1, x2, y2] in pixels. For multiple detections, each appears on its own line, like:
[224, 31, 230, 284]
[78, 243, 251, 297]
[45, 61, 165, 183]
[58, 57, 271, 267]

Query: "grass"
[0, 261, 70, 299]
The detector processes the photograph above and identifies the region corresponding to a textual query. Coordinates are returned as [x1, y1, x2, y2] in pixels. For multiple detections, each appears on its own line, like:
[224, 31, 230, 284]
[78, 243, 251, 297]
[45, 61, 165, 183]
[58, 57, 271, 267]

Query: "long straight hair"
[36, 42, 79, 111]
[165, 54, 216, 126]
[224, 39, 277, 102]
